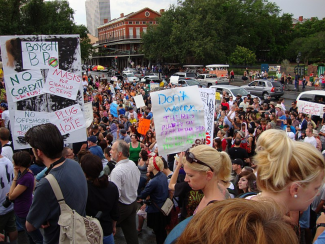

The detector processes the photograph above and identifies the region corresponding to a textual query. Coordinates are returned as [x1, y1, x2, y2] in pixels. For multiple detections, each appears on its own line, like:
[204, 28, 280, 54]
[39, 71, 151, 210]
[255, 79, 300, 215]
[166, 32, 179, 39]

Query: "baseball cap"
[87, 135, 97, 143]
[232, 158, 244, 167]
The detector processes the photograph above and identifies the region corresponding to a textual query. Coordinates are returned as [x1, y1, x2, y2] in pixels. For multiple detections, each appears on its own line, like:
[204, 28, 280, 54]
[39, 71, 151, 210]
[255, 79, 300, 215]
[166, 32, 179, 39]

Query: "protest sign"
[43, 67, 81, 99]
[21, 41, 59, 69]
[4, 70, 44, 102]
[298, 101, 322, 116]
[50, 104, 85, 135]
[200, 88, 216, 147]
[138, 118, 151, 135]
[151, 86, 205, 155]
[134, 95, 146, 108]
[150, 83, 159, 91]
[215, 92, 220, 100]
[13, 111, 49, 136]
[83, 102, 94, 128]
[0, 35, 86, 149]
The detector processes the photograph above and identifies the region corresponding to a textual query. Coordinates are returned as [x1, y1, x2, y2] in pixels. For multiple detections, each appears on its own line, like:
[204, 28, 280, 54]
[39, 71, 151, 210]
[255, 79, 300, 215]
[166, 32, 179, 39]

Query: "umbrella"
[92, 65, 105, 71]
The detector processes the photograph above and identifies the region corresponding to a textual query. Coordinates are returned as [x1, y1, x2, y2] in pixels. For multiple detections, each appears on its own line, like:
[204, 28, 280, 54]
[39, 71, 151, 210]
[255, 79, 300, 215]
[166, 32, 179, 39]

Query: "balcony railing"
[92, 50, 143, 57]
[97, 34, 142, 44]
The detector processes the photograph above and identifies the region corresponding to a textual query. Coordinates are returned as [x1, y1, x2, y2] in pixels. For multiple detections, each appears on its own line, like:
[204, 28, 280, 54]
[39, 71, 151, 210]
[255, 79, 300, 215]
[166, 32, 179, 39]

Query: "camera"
[2, 196, 12, 208]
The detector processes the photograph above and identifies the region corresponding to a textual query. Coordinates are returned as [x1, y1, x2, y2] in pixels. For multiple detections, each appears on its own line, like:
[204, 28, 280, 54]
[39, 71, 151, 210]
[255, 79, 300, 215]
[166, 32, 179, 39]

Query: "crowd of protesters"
[0, 68, 325, 244]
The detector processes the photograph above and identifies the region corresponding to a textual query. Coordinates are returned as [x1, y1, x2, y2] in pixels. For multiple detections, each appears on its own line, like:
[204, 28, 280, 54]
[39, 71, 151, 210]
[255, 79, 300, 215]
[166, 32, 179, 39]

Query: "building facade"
[85, 0, 111, 37]
[92, 8, 162, 70]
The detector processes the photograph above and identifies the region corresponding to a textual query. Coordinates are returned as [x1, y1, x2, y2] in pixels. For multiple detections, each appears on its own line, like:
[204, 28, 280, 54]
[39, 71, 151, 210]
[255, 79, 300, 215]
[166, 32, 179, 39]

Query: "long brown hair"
[176, 199, 298, 244]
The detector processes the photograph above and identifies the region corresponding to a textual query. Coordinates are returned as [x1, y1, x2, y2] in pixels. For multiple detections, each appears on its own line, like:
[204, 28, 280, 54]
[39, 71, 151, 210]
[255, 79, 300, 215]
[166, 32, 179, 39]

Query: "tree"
[229, 46, 256, 65]
[142, 0, 292, 64]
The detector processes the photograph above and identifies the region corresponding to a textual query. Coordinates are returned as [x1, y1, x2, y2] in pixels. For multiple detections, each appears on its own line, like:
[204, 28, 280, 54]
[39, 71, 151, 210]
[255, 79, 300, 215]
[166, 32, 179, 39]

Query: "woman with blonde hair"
[166, 145, 232, 244]
[138, 156, 169, 244]
[251, 129, 325, 231]
[176, 199, 299, 244]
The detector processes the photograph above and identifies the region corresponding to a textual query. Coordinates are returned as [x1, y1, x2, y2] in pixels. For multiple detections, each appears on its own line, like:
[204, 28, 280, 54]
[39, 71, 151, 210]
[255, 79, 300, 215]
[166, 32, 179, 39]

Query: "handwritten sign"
[21, 41, 59, 69]
[298, 101, 322, 116]
[83, 102, 94, 128]
[151, 86, 205, 155]
[134, 95, 146, 108]
[50, 104, 85, 135]
[4, 70, 44, 101]
[14, 111, 49, 136]
[150, 83, 159, 91]
[200, 88, 216, 147]
[215, 92, 220, 100]
[138, 118, 151, 135]
[43, 67, 81, 99]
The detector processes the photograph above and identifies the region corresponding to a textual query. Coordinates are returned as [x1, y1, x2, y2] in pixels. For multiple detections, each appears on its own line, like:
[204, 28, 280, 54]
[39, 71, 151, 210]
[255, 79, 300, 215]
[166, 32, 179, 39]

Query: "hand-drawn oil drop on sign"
[151, 86, 206, 156]
[0, 35, 86, 150]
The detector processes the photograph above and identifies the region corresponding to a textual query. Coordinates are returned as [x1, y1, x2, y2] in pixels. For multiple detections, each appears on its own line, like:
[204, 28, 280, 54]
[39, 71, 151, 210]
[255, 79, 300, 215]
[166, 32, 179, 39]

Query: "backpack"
[45, 174, 103, 244]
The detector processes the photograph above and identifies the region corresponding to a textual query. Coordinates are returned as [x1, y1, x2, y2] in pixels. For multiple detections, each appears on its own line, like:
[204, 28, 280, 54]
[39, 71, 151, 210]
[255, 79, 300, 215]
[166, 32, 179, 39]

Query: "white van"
[296, 91, 325, 116]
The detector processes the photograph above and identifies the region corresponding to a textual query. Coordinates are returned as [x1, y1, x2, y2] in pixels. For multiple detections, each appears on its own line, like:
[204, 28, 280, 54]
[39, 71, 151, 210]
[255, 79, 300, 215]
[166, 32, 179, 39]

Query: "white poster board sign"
[50, 104, 86, 135]
[200, 88, 216, 147]
[298, 101, 322, 116]
[134, 95, 145, 108]
[43, 67, 81, 100]
[0, 35, 86, 149]
[83, 102, 94, 128]
[151, 86, 205, 156]
[4, 70, 44, 102]
[21, 41, 59, 69]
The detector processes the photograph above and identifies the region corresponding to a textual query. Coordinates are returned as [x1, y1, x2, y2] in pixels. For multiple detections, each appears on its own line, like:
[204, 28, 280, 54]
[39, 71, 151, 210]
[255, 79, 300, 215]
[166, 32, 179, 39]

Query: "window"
[143, 27, 147, 34]
[129, 21, 132, 24]
[143, 21, 146, 24]
[149, 21, 153, 24]
[315, 95, 325, 104]
[136, 21, 139, 24]
[136, 27, 140, 38]
[299, 94, 314, 102]
[145, 11, 150, 17]
[129, 27, 134, 38]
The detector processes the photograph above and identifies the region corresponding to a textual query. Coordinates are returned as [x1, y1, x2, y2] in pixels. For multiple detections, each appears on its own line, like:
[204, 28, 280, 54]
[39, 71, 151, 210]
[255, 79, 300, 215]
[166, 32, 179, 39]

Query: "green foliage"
[142, 0, 292, 63]
[229, 46, 256, 65]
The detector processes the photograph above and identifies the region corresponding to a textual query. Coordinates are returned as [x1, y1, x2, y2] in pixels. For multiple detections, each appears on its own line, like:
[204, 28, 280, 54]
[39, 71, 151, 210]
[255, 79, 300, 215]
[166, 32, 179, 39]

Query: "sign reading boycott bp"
[0, 35, 86, 149]
[151, 86, 205, 155]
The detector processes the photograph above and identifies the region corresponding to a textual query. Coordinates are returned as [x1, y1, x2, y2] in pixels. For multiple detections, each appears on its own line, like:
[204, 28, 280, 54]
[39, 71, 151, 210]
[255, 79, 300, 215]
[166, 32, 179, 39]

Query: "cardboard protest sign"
[200, 88, 216, 147]
[43, 67, 81, 99]
[4, 70, 44, 102]
[134, 95, 145, 108]
[83, 102, 94, 128]
[21, 41, 59, 69]
[0, 35, 86, 149]
[138, 118, 151, 135]
[298, 101, 322, 116]
[151, 86, 205, 156]
[50, 104, 85, 135]
[13, 111, 49, 136]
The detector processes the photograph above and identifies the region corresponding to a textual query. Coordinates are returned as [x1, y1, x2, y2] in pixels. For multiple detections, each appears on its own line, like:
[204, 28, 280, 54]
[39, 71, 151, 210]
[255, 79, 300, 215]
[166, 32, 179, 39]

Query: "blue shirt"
[89, 145, 104, 159]
[118, 108, 126, 115]
[314, 230, 325, 244]
[165, 216, 193, 244]
[138, 172, 169, 213]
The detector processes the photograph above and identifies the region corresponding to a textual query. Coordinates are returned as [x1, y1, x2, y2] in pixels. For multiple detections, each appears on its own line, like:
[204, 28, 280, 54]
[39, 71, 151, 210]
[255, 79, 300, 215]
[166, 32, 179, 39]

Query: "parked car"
[141, 75, 160, 82]
[123, 73, 139, 83]
[134, 70, 144, 78]
[210, 85, 262, 104]
[241, 80, 284, 100]
[178, 78, 202, 87]
[296, 90, 325, 117]
[122, 68, 136, 74]
[197, 73, 229, 86]
[170, 72, 197, 79]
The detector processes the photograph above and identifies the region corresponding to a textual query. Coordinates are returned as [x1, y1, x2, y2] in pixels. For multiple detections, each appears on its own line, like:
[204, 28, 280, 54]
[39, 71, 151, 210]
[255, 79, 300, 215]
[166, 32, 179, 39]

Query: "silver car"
[241, 80, 284, 100]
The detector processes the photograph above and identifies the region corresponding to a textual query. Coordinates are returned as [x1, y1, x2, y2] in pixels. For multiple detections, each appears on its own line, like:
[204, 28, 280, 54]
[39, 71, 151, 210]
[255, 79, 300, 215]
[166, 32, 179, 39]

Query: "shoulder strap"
[45, 174, 65, 203]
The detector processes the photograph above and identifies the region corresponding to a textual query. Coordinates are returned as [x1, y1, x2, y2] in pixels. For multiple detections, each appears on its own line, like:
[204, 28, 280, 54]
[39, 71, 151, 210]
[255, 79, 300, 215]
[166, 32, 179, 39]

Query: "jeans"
[15, 214, 43, 244]
[103, 233, 114, 244]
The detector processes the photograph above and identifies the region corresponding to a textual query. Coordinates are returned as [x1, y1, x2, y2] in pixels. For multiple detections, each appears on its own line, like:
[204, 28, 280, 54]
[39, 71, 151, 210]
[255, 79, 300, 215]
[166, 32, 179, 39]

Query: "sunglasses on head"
[185, 149, 214, 172]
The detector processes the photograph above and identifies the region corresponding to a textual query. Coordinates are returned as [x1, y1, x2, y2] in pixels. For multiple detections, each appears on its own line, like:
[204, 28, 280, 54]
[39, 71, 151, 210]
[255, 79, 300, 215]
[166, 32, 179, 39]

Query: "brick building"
[92, 7, 162, 69]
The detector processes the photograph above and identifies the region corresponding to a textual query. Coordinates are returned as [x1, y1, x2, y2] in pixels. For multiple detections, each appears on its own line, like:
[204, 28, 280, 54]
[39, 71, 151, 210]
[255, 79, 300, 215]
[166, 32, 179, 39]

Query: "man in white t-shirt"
[304, 128, 317, 148]
[0, 103, 9, 129]
[0, 128, 13, 162]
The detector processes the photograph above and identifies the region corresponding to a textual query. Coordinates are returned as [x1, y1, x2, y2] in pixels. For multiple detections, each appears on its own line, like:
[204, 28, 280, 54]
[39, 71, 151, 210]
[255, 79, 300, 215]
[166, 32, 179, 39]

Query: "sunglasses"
[185, 149, 214, 172]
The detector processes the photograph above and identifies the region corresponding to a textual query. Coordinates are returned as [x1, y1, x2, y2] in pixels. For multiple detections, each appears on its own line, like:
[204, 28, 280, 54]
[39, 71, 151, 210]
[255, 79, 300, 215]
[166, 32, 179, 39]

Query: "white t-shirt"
[0, 156, 14, 214]
[82, 80, 88, 88]
[2, 110, 10, 129]
[2, 143, 13, 162]
[304, 136, 317, 148]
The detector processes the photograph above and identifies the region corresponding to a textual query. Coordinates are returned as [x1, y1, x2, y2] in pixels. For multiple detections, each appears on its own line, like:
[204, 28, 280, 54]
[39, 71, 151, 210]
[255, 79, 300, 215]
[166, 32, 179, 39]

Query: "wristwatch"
[316, 223, 325, 229]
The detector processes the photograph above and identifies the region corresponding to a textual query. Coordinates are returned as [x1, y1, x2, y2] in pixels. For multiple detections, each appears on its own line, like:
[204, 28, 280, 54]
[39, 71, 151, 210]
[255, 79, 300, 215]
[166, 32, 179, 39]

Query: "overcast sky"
[68, 0, 325, 26]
